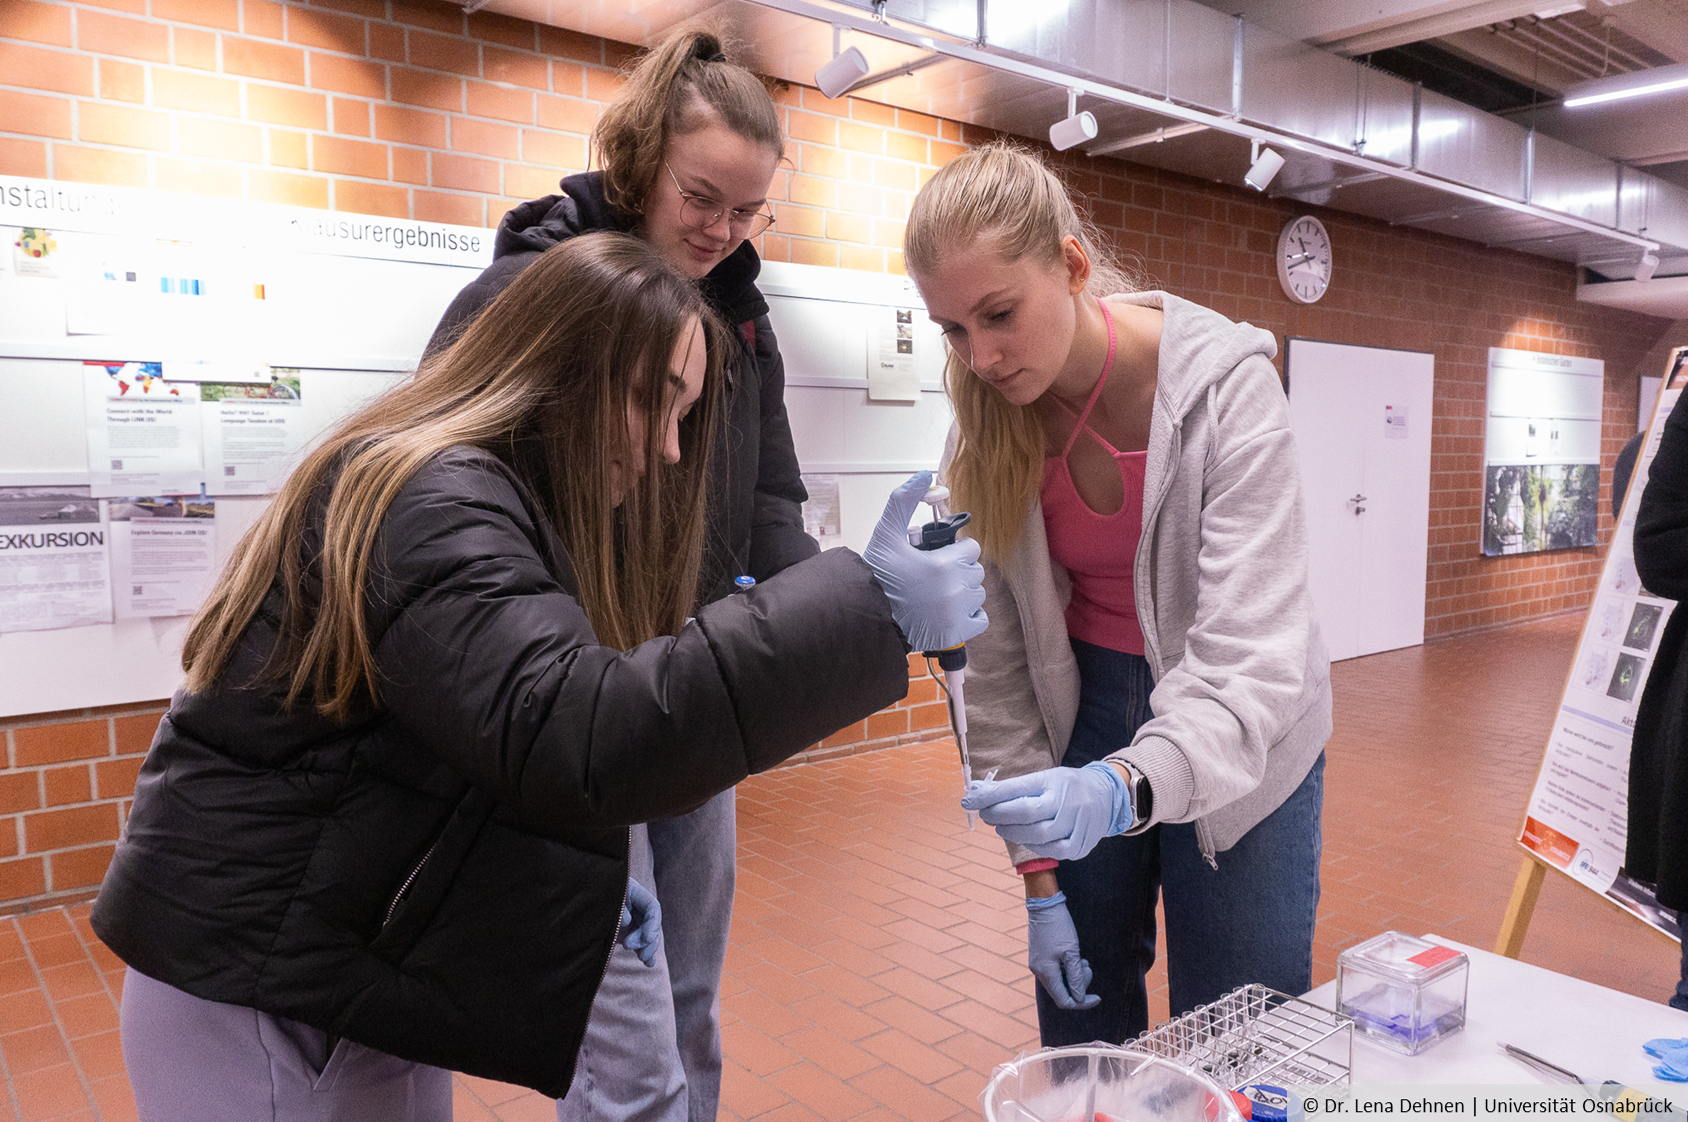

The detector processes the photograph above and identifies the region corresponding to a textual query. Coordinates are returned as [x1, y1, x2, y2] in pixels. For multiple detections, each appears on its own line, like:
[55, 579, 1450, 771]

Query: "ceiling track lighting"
[1245, 138, 1285, 191]
[814, 26, 870, 99]
[1049, 88, 1097, 152]
[1636, 250, 1660, 283]
[1563, 60, 1688, 108]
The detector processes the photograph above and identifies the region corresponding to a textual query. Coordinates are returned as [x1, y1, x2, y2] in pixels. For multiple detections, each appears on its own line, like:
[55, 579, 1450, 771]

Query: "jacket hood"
[1115, 290, 1280, 421]
[492, 171, 769, 326]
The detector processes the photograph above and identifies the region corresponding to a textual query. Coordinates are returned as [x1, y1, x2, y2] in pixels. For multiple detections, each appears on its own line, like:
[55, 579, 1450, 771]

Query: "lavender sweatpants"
[120, 967, 452, 1122]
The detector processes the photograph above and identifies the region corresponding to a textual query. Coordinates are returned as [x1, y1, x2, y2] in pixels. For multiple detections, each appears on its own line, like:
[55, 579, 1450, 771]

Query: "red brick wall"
[0, 0, 1676, 911]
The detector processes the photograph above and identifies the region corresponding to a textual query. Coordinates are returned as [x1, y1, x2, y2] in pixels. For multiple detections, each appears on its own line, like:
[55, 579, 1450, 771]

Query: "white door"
[1288, 339, 1435, 661]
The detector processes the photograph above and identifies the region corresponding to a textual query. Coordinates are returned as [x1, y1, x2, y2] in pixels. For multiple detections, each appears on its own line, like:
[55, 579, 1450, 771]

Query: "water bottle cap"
[734, 575, 756, 590]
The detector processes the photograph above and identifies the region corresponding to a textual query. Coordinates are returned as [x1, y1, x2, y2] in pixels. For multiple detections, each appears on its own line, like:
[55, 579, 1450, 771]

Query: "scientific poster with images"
[868, 307, 920, 402]
[1517, 372, 1681, 940]
[108, 495, 215, 620]
[0, 486, 111, 633]
[198, 371, 303, 495]
[82, 360, 204, 498]
[1482, 348, 1604, 556]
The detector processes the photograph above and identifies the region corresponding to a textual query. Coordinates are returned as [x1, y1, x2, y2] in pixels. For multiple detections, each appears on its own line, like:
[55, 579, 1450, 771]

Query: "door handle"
[1348, 494, 1368, 504]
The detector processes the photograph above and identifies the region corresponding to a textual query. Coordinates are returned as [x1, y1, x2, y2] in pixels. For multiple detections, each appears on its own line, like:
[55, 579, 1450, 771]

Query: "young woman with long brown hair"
[92, 232, 986, 1121]
[905, 143, 1331, 1045]
[425, 23, 859, 1122]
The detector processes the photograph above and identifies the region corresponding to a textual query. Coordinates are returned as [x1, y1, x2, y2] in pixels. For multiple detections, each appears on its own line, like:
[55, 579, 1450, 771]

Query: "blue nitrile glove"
[1644, 1038, 1688, 1081]
[621, 879, 662, 968]
[1026, 891, 1100, 1010]
[961, 761, 1132, 862]
[862, 471, 988, 654]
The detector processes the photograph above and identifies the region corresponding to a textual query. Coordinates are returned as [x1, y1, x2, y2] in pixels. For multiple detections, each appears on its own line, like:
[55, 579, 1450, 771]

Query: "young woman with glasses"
[424, 24, 969, 1122]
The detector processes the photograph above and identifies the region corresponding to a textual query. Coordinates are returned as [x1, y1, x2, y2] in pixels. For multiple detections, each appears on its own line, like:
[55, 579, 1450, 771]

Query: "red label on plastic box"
[1407, 945, 1460, 968]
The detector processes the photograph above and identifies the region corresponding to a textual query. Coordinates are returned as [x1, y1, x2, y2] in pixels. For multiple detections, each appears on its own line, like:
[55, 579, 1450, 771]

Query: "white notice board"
[1515, 346, 1685, 939]
[0, 175, 487, 717]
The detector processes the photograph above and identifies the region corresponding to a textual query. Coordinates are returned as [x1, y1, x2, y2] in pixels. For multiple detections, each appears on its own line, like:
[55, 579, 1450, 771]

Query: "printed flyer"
[0, 486, 111, 633]
[82, 360, 203, 498]
[108, 495, 216, 620]
[199, 371, 303, 495]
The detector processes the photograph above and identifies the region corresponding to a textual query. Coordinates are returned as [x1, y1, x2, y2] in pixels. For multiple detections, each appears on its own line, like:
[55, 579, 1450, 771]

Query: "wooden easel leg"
[1495, 856, 1547, 958]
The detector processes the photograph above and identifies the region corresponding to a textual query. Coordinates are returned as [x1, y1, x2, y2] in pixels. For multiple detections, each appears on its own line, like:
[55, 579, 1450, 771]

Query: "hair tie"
[707, 51, 726, 62]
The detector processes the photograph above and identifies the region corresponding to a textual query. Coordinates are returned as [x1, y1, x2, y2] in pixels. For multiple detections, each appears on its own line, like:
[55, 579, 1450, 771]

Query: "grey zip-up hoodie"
[940, 290, 1331, 866]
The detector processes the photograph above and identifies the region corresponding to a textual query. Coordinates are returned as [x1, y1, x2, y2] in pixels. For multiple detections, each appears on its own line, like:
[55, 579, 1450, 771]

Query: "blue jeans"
[558, 788, 736, 1122]
[1035, 639, 1325, 1046]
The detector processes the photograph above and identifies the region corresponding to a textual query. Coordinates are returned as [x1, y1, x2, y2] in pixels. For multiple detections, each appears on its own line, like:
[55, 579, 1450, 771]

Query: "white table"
[1302, 935, 1688, 1086]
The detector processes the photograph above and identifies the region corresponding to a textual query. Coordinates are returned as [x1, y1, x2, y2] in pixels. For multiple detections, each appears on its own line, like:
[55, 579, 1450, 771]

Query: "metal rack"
[1130, 984, 1353, 1090]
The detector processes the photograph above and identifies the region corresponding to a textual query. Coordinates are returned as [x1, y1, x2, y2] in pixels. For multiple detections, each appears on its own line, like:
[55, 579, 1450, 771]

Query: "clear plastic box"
[1335, 932, 1468, 1055]
[981, 1045, 1246, 1122]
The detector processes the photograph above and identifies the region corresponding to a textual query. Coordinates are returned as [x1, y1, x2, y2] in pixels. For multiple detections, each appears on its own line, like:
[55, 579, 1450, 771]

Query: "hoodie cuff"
[1112, 734, 1194, 830]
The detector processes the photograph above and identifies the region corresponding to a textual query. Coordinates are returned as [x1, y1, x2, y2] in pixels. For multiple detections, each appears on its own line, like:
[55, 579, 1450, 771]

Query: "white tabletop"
[1302, 934, 1688, 1086]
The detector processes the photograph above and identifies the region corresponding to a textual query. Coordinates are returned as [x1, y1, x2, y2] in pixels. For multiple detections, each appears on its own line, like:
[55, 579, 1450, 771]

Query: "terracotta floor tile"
[451, 1080, 502, 1122]
[722, 991, 812, 1039]
[19, 936, 84, 971]
[1, 1025, 71, 1076]
[51, 993, 117, 1041]
[37, 963, 102, 1006]
[778, 1026, 879, 1082]
[857, 995, 964, 1047]
[489, 1087, 562, 1122]
[732, 960, 822, 1007]
[786, 994, 887, 1043]
[877, 939, 970, 981]
[10, 1063, 88, 1122]
[872, 967, 966, 1013]
[719, 1055, 790, 1119]
[456, 1073, 538, 1106]
[848, 1065, 966, 1122]
[721, 1018, 801, 1077]
[68, 1030, 125, 1082]
[765, 1062, 877, 1122]
[0, 991, 53, 1033]
[0, 957, 36, 998]
[85, 1075, 138, 1122]
[856, 1027, 964, 1084]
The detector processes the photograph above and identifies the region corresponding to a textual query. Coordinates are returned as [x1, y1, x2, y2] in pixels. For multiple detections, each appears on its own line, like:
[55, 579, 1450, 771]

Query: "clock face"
[1277, 216, 1332, 304]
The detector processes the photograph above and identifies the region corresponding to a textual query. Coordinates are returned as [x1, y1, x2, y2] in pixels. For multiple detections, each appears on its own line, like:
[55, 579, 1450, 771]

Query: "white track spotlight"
[1245, 139, 1285, 191]
[1049, 88, 1097, 152]
[1637, 250, 1661, 283]
[816, 27, 869, 99]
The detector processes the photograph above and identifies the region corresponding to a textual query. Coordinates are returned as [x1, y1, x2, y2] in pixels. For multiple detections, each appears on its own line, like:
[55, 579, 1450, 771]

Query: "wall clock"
[1277, 215, 1332, 304]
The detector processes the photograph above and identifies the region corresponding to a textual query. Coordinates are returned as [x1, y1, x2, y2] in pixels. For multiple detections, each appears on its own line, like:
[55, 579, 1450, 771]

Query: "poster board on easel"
[1496, 345, 1688, 956]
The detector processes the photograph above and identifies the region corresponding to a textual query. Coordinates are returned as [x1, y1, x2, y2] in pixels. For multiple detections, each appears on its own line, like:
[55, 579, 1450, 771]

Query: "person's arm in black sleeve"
[367, 451, 908, 836]
[746, 313, 822, 580]
[421, 252, 538, 362]
[1635, 403, 1688, 600]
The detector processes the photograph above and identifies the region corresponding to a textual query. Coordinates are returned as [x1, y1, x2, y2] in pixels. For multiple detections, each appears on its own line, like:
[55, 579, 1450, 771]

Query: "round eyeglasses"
[665, 163, 775, 239]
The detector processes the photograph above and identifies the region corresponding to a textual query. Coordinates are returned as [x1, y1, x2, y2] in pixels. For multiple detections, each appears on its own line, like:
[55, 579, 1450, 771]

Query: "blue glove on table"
[621, 879, 662, 968]
[961, 762, 1133, 862]
[1644, 1037, 1688, 1081]
[862, 471, 988, 654]
[1026, 891, 1100, 1010]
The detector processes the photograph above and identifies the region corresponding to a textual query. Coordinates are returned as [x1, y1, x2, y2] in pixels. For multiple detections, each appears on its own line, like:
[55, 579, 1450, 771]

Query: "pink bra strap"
[1058, 301, 1118, 460]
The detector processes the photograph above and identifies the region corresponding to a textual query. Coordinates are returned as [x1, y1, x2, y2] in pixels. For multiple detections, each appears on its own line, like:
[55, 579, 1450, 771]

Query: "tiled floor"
[3, 614, 1682, 1121]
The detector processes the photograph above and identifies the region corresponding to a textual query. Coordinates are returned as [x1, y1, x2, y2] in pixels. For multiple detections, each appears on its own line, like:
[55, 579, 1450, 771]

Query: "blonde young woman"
[427, 27, 820, 1122]
[93, 233, 985, 1121]
[906, 143, 1332, 1044]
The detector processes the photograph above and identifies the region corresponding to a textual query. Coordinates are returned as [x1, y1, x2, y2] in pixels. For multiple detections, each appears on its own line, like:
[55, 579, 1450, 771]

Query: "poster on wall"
[1482, 347, 1604, 556]
[108, 495, 216, 620]
[82, 360, 204, 498]
[1516, 350, 1684, 939]
[198, 371, 303, 495]
[801, 473, 844, 550]
[0, 485, 112, 632]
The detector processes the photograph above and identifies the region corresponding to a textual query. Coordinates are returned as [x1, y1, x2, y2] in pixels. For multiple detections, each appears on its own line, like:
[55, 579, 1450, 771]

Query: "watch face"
[1277, 216, 1332, 304]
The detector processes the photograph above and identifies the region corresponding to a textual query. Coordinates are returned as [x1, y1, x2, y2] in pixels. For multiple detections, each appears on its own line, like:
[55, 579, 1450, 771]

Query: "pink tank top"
[1040, 302, 1148, 656]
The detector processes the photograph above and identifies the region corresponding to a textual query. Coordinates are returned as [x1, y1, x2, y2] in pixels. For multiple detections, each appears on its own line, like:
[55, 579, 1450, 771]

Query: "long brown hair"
[594, 24, 784, 222]
[904, 141, 1142, 564]
[183, 233, 728, 720]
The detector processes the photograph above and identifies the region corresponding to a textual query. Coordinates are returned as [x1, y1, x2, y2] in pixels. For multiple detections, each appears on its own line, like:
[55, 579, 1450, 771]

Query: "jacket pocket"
[369, 786, 495, 959]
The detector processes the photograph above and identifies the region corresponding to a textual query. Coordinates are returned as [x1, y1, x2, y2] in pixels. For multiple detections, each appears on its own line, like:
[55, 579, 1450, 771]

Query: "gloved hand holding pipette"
[961, 762, 1136, 861]
[862, 471, 988, 654]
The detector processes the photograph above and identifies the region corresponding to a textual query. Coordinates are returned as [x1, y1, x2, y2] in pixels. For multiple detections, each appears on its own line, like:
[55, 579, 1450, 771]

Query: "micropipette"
[908, 486, 981, 827]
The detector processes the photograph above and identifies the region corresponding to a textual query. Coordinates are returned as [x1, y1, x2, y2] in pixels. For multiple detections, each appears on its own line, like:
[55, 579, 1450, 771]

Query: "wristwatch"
[1109, 759, 1153, 831]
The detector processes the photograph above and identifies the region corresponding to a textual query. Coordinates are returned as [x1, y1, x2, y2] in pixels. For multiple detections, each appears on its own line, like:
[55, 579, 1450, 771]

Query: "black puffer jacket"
[426, 171, 817, 604]
[1626, 400, 1688, 907]
[91, 448, 910, 1096]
